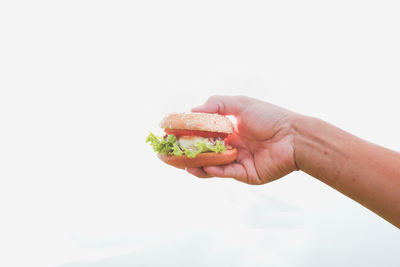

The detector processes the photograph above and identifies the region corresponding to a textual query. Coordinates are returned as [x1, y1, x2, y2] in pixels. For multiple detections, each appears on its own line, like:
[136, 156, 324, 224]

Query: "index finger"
[191, 95, 250, 116]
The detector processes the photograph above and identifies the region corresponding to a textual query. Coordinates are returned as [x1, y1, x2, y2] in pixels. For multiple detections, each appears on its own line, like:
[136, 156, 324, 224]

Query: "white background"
[1, 0, 400, 266]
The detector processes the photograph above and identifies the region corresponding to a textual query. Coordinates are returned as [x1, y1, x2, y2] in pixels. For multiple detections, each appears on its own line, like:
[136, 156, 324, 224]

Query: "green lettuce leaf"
[182, 140, 227, 158]
[146, 132, 227, 158]
[146, 132, 183, 156]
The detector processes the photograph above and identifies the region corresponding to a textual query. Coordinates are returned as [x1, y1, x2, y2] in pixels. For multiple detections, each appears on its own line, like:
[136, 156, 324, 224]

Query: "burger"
[146, 113, 238, 169]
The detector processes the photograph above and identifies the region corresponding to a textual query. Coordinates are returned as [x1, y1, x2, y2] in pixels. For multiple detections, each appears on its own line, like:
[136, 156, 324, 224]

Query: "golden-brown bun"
[158, 148, 238, 169]
[160, 113, 233, 134]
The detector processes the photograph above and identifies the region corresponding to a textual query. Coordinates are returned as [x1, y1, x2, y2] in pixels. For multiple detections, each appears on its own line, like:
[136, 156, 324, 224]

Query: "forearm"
[293, 116, 400, 228]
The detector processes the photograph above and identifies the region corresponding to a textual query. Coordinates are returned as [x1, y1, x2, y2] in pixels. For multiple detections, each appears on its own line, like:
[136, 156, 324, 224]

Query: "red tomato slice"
[164, 129, 228, 139]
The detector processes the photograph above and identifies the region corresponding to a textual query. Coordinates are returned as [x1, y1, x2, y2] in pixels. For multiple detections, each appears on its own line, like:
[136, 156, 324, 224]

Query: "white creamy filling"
[177, 136, 225, 150]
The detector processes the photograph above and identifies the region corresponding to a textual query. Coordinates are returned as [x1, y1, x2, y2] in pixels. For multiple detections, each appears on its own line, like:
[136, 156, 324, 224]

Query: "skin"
[187, 95, 400, 228]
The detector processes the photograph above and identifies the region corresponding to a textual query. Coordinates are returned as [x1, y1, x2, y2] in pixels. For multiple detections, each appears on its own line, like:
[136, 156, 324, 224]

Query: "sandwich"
[146, 113, 238, 169]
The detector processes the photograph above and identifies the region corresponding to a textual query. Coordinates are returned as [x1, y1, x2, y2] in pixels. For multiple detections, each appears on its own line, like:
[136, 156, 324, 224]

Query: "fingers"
[186, 167, 213, 178]
[203, 163, 247, 181]
[186, 163, 248, 183]
[191, 95, 251, 116]
[187, 163, 250, 184]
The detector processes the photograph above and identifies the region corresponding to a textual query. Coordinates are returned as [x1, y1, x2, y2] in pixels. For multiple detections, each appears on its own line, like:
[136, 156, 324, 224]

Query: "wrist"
[291, 115, 318, 172]
[290, 115, 350, 183]
[288, 114, 309, 172]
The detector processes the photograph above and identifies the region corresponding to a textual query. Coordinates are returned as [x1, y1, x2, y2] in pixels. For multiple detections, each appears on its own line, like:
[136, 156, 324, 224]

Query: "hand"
[187, 95, 299, 185]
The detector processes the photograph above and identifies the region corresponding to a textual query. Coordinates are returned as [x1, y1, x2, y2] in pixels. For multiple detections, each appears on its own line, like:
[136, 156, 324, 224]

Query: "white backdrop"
[1, 1, 399, 266]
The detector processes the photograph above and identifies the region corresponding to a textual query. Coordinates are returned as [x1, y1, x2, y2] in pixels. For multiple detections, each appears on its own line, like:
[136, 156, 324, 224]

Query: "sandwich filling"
[146, 131, 228, 158]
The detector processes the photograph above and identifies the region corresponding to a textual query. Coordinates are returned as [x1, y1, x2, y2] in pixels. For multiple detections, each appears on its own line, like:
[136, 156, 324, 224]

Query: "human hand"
[186, 95, 299, 185]
[188, 95, 400, 227]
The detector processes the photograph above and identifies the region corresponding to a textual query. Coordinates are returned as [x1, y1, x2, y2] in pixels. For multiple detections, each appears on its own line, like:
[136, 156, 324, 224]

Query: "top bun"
[160, 113, 233, 134]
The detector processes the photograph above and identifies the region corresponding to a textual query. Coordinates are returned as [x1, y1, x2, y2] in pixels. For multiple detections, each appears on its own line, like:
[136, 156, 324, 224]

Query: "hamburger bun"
[160, 113, 233, 134]
[158, 148, 238, 169]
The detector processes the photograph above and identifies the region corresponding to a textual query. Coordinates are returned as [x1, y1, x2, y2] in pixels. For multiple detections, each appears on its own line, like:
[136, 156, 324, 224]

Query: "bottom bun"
[158, 148, 238, 169]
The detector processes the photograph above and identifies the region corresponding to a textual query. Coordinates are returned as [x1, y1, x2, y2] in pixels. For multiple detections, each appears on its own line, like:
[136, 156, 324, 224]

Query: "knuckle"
[206, 95, 225, 114]
[208, 95, 222, 102]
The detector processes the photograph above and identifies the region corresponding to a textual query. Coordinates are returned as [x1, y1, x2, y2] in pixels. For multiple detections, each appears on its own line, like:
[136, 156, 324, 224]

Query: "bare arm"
[187, 95, 400, 228]
[294, 116, 400, 228]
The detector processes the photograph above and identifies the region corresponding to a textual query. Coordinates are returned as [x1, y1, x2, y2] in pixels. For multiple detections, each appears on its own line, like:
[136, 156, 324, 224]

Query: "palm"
[187, 95, 298, 185]
[221, 104, 296, 184]
[228, 133, 295, 184]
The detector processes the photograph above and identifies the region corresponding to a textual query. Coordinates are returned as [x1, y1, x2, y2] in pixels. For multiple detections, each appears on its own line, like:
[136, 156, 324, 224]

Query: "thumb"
[191, 95, 249, 115]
